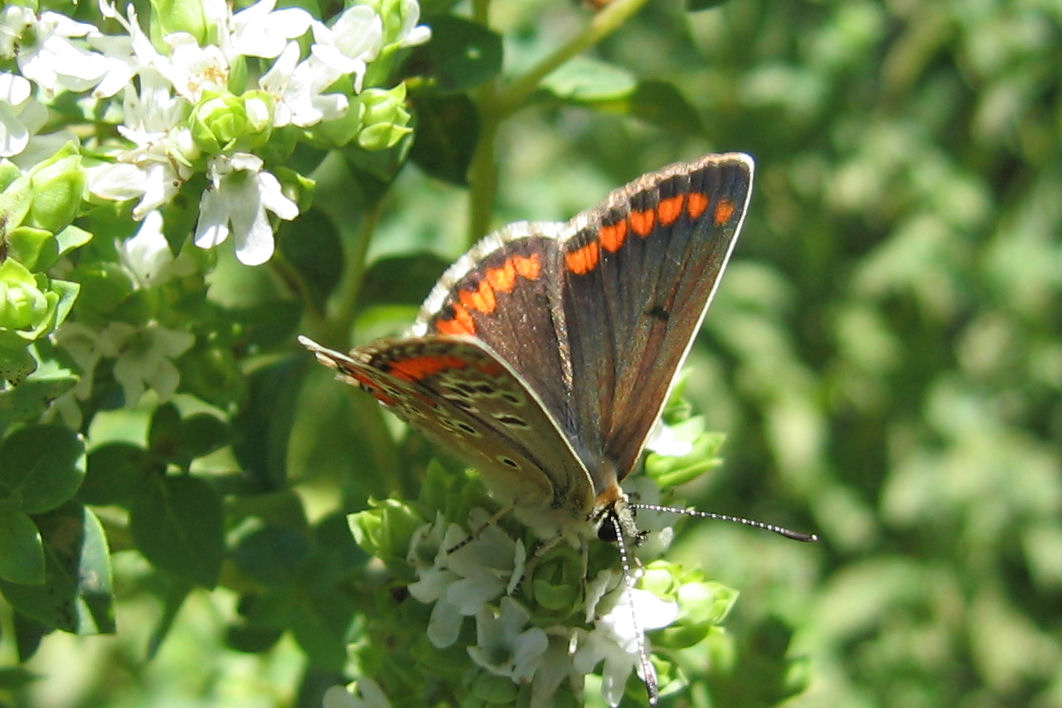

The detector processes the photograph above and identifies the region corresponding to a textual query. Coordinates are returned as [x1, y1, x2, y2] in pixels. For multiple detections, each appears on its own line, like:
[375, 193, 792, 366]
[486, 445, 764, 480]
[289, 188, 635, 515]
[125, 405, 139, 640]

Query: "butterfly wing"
[410, 223, 575, 435]
[557, 154, 754, 483]
[299, 335, 596, 536]
[410, 155, 753, 493]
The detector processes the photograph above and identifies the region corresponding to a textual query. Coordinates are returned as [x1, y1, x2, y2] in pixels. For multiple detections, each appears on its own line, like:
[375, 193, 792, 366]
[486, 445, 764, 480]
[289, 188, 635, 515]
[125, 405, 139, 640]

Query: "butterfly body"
[301, 153, 754, 542]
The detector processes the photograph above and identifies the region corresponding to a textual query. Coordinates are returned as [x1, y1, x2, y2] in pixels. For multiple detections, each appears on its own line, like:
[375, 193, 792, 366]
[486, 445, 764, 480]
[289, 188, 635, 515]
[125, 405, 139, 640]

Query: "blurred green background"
[13, 0, 1061, 706]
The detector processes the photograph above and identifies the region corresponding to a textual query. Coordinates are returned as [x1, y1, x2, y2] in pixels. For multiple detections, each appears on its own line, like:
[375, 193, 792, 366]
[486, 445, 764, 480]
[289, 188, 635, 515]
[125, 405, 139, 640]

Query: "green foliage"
[1, 0, 1060, 706]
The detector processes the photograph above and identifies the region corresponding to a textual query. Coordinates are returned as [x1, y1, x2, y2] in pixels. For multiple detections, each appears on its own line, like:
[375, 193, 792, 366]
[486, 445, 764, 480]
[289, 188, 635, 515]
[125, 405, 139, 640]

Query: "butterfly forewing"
[559, 154, 753, 483]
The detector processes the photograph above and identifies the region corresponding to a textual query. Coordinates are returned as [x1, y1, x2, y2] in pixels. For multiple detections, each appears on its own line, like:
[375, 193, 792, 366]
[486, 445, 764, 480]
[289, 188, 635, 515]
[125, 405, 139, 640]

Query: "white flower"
[645, 418, 695, 457]
[529, 636, 582, 708]
[0, 72, 47, 157]
[310, 6, 383, 93]
[160, 33, 229, 102]
[573, 583, 679, 707]
[13, 11, 113, 95]
[259, 42, 348, 127]
[0, 6, 34, 60]
[55, 321, 110, 400]
[194, 152, 298, 266]
[86, 67, 193, 218]
[467, 597, 549, 683]
[322, 679, 391, 708]
[392, 0, 432, 48]
[228, 0, 315, 59]
[111, 321, 195, 404]
[407, 510, 527, 648]
[119, 211, 194, 287]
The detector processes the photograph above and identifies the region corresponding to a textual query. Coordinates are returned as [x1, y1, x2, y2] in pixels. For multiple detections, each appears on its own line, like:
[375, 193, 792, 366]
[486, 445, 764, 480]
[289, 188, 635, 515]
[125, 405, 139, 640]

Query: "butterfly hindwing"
[300, 335, 596, 535]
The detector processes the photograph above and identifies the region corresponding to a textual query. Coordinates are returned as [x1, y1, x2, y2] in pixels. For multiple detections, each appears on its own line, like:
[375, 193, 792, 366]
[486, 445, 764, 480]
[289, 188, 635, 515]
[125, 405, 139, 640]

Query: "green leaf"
[81, 443, 160, 507]
[0, 503, 114, 634]
[180, 413, 230, 459]
[542, 60, 702, 133]
[231, 525, 313, 586]
[409, 93, 479, 185]
[276, 207, 342, 312]
[5, 226, 58, 272]
[129, 475, 224, 587]
[0, 511, 44, 585]
[357, 253, 452, 310]
[53, 224, 94, 257]
[0, 425, 85, 514]
[148, 402, 183, 459]
[232, 358, 303, 490]
[406, 15, 502, 92]
[543, 56, 637, 101]
[0, 368, 77, 422]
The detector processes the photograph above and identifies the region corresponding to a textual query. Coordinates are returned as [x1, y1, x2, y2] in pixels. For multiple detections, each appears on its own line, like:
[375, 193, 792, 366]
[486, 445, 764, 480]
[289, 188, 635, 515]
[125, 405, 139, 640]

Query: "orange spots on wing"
[630, 209, 655, 237]
[687, 192, 709, 219]
[599, 221, 627, 252]
[486, 259, 517, 293]
[458, 279, 497, 314]
[390, 355, 468, 382]
[513, 254, 541, 280]
[435, 303, 476, 335]
[714, 198, 736, 225]
[657, 194, 686, 226]
[350, 372, 398, 406]
[565, 241, 600, 275]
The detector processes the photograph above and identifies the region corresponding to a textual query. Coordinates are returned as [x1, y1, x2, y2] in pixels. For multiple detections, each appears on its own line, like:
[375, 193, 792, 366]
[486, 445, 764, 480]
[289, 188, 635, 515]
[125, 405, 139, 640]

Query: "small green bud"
[354, 85, 413, 150]
[150, 0, 212, 45]
[28, 155, 85, 233]
[190, 93, 247, 154]
[0, 259, 49, 330]
[5, 225, 58, 271]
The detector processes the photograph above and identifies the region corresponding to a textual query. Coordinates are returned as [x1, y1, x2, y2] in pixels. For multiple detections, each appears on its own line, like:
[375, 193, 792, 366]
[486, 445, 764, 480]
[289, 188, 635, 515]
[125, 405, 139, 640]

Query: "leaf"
[0, 511, 44, 585]
[0, 425, 85, 514]
[542, 59, 702, 134]
[357, 253, 453, 310]
[405, 15, 502, 92]
[230, 525, 313, 586]
[542, 56, 637, 101]
[0, 503, 114, 634]
[409, 93, 479, 185]
[129, 474, 224, 587]
[0, 369, 77, 422]
[275, 208, 342, 312]
[80, 442, 161, 507]
[232, 358, 303, 491]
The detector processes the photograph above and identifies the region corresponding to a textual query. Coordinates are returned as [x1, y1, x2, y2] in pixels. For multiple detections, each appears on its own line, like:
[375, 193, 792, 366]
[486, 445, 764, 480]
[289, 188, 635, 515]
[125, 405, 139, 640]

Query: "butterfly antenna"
[609, 513, 660, 706]
[630, 504, 819, 543]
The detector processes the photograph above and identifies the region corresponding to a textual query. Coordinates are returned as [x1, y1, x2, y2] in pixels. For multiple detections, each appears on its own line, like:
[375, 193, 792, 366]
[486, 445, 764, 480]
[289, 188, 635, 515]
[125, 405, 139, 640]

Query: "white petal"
[0, 103, 29, 157]
[257, 170, 298, 220]
[194, 188, 231, 249]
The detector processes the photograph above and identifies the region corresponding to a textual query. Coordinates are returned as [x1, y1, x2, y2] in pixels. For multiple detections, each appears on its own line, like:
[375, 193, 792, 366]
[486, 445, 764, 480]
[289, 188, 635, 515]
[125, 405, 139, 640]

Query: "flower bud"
[0, 260, 50, 331]
[28, 155, 85, 233]
[354, 85, 412, 150]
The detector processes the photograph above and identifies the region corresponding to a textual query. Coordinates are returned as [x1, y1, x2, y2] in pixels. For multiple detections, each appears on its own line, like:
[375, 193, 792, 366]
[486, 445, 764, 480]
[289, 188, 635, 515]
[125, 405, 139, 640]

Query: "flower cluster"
[1, 0, 427, 404]
[333, 419, 739, 707]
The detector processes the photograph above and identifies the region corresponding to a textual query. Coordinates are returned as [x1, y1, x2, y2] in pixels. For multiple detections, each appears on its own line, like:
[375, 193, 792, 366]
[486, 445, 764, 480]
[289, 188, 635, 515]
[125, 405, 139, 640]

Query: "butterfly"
[301, 153, 816, 703]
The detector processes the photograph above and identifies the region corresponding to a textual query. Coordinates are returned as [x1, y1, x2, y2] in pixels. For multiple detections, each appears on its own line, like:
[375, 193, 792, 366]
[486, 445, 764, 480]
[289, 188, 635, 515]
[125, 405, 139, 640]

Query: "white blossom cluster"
[0, 0, 429, 267]
[330, 474, 687, 708]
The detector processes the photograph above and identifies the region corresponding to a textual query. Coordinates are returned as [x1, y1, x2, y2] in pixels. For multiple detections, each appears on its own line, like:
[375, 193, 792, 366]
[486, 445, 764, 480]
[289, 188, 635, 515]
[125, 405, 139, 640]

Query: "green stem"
[493, 0, 655, 117]
[466, 0, 651, 245]
[330, 203, 381, 343]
